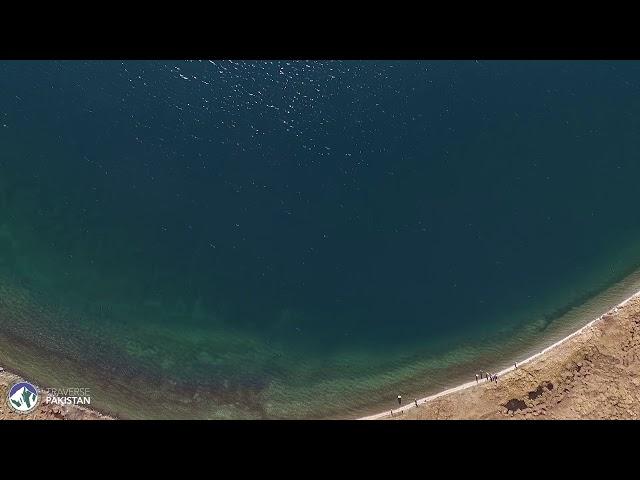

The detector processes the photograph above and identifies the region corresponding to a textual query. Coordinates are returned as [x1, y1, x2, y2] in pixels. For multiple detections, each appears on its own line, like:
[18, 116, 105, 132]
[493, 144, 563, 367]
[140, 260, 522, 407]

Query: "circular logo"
[7, 381, 40, 414]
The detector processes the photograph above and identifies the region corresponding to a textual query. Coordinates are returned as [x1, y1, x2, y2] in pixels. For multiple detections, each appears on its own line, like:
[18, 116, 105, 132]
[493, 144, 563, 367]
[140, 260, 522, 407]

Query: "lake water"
[1, 60, 640, 418]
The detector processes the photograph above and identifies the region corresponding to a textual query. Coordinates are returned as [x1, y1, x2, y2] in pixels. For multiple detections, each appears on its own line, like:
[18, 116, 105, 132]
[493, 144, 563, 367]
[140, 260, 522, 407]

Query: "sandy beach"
[364, 289, 640, 420]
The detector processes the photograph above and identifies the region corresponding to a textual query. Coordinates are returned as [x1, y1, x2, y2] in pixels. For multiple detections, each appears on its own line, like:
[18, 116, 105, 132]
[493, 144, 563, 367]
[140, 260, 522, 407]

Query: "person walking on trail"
[475, 374, 479, 383]
[415, 399, 418, 407]
[514, 362, 518, 369]
[397, 395, 402, 405]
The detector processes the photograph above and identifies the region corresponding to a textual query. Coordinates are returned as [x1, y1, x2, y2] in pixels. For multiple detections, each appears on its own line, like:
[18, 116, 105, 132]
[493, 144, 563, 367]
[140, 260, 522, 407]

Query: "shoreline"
[2, 284, 640, 420]
[360, 287, 640, 420]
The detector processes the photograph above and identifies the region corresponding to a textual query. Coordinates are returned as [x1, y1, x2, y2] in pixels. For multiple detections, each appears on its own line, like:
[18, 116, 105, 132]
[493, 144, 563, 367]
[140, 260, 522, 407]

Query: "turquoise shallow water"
[1, 60, 640, 418]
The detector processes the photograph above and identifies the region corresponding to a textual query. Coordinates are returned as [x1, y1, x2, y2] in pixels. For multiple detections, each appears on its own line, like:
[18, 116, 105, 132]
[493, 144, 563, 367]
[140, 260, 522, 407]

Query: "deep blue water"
[1, 61, 640, 418]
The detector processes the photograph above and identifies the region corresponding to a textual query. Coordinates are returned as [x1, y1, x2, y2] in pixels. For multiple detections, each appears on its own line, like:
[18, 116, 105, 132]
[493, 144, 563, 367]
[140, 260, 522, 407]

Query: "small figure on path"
[397, 395, 402, 405]
[495, 374, 499, 383]
[514, 361, 518, 369]
[475, 374, 479, 383]
[415, 399, 418, 407]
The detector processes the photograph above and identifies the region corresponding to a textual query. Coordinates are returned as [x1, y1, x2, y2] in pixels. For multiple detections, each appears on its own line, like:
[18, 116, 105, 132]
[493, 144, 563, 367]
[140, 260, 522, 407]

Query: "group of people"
[389, 361, 523, 417]
[475, 371, 498, 383]
[388, 361, 522, 417]
[474, 362, 519, 384]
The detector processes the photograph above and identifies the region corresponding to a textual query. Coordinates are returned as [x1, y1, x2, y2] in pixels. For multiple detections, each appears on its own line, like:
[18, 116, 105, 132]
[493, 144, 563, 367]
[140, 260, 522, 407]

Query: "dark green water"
[1, 60, 640, 418]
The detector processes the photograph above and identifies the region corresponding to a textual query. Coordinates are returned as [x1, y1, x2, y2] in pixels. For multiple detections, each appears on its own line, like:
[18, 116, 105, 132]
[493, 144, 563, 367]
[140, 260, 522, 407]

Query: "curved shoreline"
[2, 286, 640, 420]
[359, 287, 640, 420]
